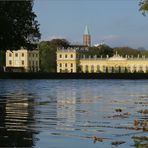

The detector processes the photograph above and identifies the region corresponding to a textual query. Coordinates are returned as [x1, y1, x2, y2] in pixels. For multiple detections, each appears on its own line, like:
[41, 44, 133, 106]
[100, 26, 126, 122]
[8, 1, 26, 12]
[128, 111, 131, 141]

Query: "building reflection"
[56, 86, 76, 131]
[0, 91, 37, 147]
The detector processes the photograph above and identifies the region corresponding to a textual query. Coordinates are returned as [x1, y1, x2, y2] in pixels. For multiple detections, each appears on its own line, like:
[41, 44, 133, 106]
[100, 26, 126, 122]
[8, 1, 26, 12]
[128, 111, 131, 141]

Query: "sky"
[33, 0, 148, 49]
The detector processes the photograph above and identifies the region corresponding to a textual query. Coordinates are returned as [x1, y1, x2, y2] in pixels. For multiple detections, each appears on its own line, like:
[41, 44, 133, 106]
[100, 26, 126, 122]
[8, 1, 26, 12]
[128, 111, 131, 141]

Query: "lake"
[0, 80, 148, 148]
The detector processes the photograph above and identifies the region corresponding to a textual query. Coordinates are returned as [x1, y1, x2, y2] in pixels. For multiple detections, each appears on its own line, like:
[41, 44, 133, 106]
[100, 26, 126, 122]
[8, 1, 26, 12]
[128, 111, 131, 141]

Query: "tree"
[38, 39, 70, 72]
[38, 41, 56, 72]
[0, 1, 40, 50]
[49, 39, 69, 48]
[79, 44, 113, 58]
[139, 0, 148, 15]
[0, 51, 5, 71]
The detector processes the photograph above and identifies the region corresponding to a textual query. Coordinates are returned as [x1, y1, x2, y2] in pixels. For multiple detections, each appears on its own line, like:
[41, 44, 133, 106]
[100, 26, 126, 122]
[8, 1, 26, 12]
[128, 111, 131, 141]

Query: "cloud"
[41, 35, 67, 41]
[102, 35, 121, 42]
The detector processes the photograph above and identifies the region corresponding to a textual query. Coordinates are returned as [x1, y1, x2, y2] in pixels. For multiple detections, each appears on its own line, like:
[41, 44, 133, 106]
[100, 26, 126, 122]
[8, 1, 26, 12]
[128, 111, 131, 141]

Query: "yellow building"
[5, 48, 39, 72]
[57, 48, 148, 73]
[57, 48, 78, 73]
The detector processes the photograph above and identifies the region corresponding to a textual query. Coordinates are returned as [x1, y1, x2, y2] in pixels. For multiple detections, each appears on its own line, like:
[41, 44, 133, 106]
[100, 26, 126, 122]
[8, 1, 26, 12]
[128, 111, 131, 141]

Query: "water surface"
[0, 80, 148, 148]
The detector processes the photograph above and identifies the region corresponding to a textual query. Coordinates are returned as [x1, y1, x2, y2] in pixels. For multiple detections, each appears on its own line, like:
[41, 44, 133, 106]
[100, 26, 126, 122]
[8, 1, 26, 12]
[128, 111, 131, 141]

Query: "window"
[15, 53, 18, 57]
[97, 65, 100, 72]
[71, 54, 73, 58]
[85, 65, 88, 72]
[65, 63, 67, 67]
[103, 66, 106, 72]
[22, 60, 24, 65]
[91, 65, 94, 73]
[32, 61, 34, 65]
[139, 66, 143, 72]
[133, 66, 136, 72]
[71, 63, 73, 67]
[9, 53, 12, 57]
[32, 54, 34, 57]
[60, 63, 62, 67]
[36, 61, 38, 65]
[71, 69, 73, 73]
[9, 60, 12, 65]
[65, 54, 67, 58]
[22, 53, 24, 57]
[59, 54, 62, 58]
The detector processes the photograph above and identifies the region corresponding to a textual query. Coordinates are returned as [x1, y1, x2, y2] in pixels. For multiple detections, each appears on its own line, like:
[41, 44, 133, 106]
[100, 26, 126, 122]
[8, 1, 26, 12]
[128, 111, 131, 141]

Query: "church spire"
[83, 25, 91, 46]
[84, 25, 90, 35]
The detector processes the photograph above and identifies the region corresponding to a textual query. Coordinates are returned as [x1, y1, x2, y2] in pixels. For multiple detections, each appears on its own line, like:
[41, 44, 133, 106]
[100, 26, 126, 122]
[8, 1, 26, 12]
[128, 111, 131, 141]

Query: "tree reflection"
[0, 91, 38, 147]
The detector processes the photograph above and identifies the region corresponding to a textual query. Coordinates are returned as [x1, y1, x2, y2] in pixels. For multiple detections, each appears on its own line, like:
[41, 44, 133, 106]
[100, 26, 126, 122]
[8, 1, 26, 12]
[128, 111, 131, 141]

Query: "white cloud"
[102, 35, 121, 42]
[41, 35, 67, 41]
[49, 35, 66, 40]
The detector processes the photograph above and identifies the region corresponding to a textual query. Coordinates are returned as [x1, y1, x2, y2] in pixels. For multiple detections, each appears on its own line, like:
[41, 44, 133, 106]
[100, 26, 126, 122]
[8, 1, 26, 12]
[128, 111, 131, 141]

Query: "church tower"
[83, 25, 91, 47]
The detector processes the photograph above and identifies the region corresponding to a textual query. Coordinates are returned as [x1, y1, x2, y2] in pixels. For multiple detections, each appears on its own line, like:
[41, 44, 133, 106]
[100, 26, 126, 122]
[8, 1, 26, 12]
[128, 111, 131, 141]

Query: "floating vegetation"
[104, 112, 131, 119]
[138, 109, 148, 114]
[93, 136, 103, 143]
[111, 141, 126, 146]
[132, 135, 148, 141]
[133, 140, 148, 148]
[115, 108, 122, 112]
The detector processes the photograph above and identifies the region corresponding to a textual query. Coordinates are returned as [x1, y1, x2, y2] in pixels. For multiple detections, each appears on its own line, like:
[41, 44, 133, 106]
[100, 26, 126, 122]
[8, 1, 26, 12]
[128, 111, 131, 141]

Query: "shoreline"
[0, 72, 148, 79]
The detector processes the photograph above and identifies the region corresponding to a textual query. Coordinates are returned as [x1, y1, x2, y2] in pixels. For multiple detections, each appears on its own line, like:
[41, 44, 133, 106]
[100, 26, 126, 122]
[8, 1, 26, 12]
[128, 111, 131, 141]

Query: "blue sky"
[34, 0, 148, 49]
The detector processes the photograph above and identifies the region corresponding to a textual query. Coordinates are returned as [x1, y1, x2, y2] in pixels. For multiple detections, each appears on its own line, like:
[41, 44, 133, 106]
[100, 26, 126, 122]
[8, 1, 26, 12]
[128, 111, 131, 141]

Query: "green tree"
[79, 44, 113, 58]
[49, 39, 69, 48]
[0, 51, 5, 71]
[0, 1, 40, 50]
[139, 0, 148, 15]
[38, 39, 70, 72]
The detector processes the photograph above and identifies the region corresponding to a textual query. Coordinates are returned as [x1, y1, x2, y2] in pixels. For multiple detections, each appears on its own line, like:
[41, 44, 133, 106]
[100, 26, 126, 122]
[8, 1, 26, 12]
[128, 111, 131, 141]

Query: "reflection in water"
[0, 90, 37, 147]
[56, 86, 76, 131]
[0, 80, 148, 148]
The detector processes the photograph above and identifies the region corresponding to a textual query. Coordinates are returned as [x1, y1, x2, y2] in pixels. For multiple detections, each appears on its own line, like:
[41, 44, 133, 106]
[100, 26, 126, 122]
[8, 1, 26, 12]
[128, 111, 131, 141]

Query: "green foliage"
[113, 47, 148, 58]
[49, 39, 69, 48]
[79, 44, 113, 58]
[38, 39, 70, 72]
[0, 1, 40, 50]
[0, 51, 5, 71]
[139, 0, 148, 15]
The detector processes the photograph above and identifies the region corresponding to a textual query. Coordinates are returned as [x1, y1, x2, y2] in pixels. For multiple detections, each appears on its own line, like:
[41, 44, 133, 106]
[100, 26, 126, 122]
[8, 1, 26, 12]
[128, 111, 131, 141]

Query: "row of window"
[9, 53, 23, 57]
[83, 65, 148, 69]
[59, 54, 73, 59]
[29, 61, 39, 65]
[29, 53, 38, 58]
[59, 63, 73, 67]
[82, 65, 148, 72]
[9, 60, 38, 66]
[9, 53, 38, 58]
[59, 69, 73, 72]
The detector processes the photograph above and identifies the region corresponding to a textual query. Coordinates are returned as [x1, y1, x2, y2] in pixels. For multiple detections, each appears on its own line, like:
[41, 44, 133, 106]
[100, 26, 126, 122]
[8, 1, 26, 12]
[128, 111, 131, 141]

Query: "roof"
[84, 25, 90, 35]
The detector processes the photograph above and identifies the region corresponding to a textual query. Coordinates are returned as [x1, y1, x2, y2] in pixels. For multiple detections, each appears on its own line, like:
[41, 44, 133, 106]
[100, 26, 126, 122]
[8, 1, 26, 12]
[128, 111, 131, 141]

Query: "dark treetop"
[0, 0, 40, 50]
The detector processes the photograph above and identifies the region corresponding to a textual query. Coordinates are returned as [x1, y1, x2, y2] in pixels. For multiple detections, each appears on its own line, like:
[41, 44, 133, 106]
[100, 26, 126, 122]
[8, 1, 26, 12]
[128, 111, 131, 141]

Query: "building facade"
[5, 48, 39, 72]
[56, 48, 78, 73]
[57, 48, 148, 73]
